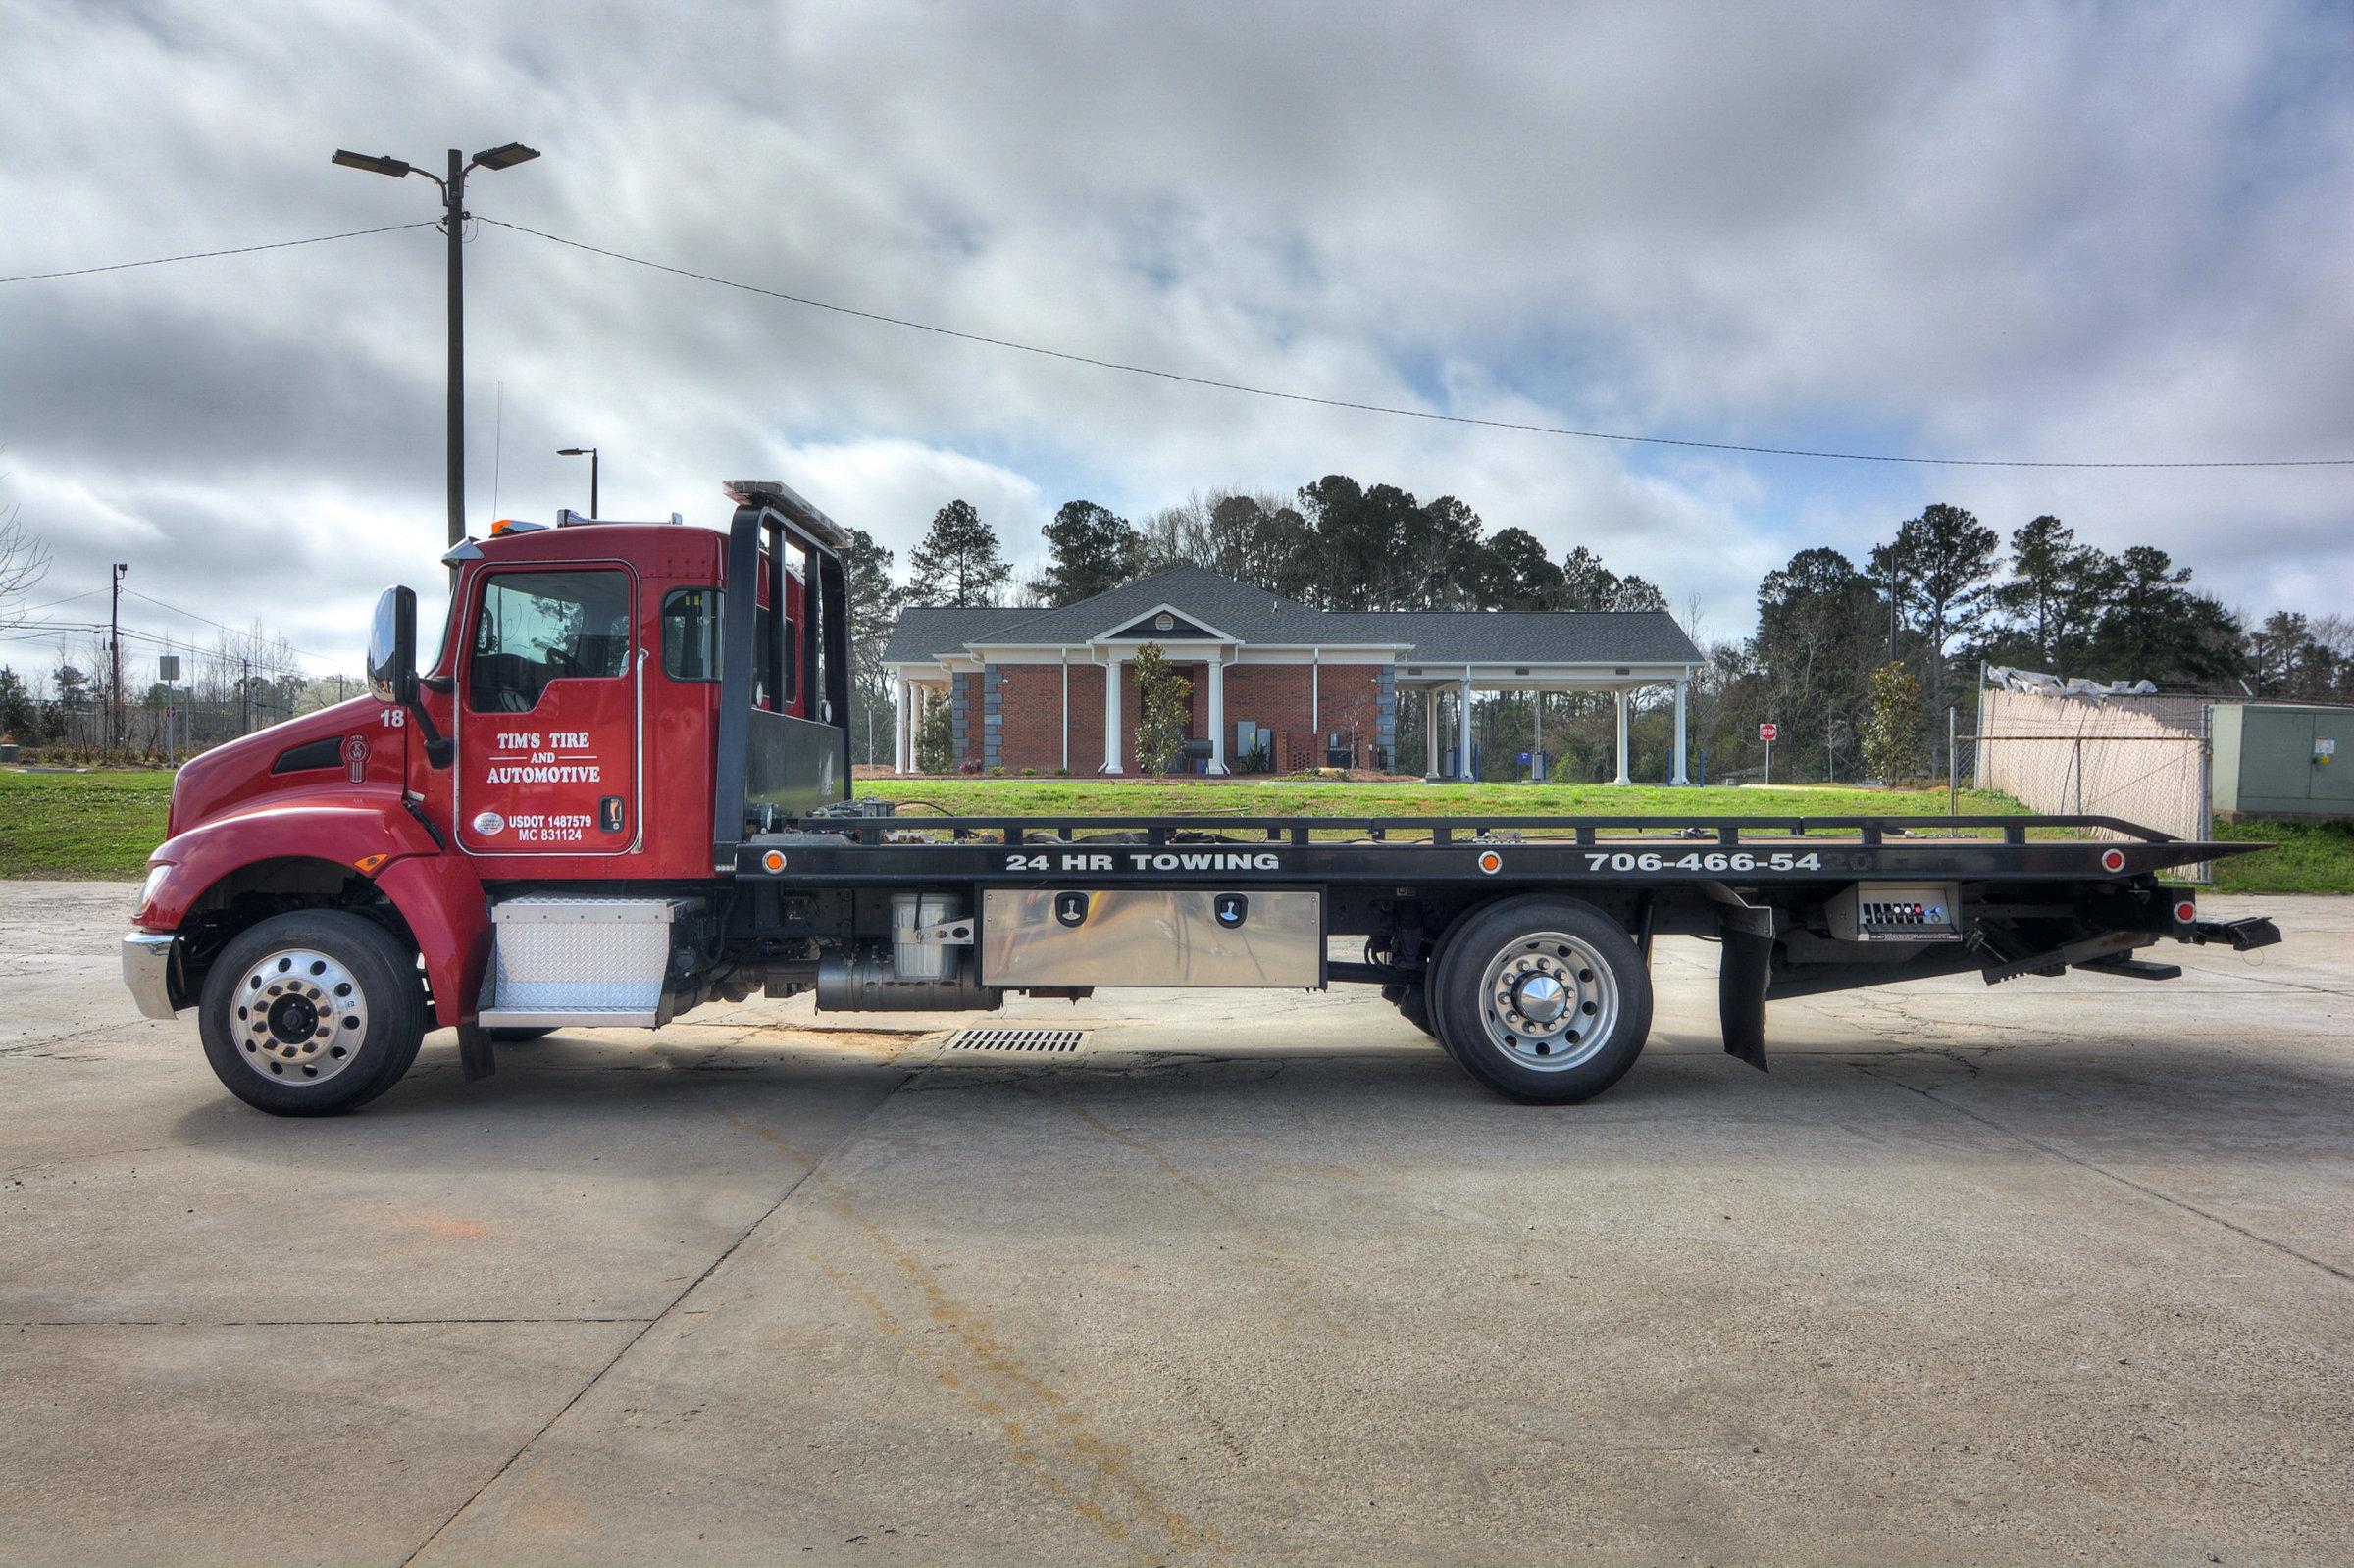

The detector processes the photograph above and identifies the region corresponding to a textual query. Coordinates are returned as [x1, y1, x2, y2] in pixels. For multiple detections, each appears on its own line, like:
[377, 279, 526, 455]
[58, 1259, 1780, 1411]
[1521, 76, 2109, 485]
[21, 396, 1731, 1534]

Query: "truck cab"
[124, 481, 854, 1114]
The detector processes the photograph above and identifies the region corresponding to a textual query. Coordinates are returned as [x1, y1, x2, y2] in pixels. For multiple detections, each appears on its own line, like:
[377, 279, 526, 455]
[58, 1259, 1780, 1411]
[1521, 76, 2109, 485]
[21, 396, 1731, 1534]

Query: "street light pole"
[557, 446, 599, 516]
[333, 140, 539, 552]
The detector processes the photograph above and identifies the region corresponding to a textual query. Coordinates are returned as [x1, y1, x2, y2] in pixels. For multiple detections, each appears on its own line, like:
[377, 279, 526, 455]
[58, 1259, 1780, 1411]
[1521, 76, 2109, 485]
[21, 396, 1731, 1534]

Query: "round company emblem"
[471, 810, 507, 836]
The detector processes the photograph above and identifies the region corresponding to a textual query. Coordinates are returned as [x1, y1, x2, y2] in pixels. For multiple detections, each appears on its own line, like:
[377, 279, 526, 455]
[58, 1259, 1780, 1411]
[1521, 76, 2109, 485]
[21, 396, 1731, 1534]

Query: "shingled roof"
[884, 565, 1702, 668]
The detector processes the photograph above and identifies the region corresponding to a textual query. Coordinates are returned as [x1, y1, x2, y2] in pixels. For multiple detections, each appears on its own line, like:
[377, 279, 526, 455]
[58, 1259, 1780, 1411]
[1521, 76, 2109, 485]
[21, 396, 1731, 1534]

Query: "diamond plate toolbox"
[489, 895, 701, 1014]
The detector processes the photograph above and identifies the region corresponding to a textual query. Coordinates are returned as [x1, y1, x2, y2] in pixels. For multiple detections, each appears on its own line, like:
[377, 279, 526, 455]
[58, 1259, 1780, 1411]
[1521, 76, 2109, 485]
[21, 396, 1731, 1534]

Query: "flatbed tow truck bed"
[723, 804, 2277, 1102]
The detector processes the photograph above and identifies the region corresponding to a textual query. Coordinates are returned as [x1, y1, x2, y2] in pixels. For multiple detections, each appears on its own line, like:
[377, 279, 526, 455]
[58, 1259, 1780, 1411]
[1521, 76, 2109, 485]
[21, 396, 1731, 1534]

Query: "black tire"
[1428, 895, 1653, 1105]
[486, 1026, 556, 1042]
[197, 910, 427, 1117]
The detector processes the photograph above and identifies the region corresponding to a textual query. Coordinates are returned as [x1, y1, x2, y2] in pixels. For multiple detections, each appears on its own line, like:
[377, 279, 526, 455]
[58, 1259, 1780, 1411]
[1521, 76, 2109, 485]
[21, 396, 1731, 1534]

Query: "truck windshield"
[468, 569, 631, 713]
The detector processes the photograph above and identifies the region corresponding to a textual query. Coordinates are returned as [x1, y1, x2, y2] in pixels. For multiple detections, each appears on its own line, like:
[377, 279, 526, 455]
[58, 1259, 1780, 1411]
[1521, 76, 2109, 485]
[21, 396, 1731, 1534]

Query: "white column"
[1613, 689, 1631, 785]
[894, 678, 910, 773]
[1100, 652, 1124, 774]
[1457, 677, 1474, 781]
[1532, 689, 1542, 782]
[1059, 651, 1070, 774]
[1671, 677, 1691, 785]
[1207, 655, 1228, 774]
[1422, 686, 1440, 777]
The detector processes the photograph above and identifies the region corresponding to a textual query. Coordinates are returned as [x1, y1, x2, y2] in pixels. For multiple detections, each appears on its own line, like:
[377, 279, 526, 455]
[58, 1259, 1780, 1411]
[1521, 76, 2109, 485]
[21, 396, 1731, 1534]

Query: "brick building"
[885, 565, 1704, 781]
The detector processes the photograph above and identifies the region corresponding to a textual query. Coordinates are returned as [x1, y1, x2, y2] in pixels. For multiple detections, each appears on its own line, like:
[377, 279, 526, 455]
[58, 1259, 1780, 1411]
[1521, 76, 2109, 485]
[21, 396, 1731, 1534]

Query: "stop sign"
[1759, 723, 1779, 742]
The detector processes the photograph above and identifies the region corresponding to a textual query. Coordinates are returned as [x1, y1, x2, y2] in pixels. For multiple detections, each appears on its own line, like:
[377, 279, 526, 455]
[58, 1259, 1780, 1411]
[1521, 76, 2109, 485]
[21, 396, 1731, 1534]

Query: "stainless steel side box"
[980, 889, 1322, 988]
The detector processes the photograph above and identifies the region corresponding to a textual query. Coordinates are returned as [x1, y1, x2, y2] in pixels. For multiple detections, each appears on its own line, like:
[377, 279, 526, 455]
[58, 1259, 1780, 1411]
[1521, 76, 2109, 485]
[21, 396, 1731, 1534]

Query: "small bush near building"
[1864, 662, 1927, 784]
[1132, 643, 1193, 777]
[915, 694, 953, 773]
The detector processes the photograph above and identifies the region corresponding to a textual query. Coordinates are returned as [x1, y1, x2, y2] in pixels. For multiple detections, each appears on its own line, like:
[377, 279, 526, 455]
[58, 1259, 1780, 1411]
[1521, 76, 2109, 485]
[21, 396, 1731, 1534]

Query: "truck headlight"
[137, 862, 174, 920]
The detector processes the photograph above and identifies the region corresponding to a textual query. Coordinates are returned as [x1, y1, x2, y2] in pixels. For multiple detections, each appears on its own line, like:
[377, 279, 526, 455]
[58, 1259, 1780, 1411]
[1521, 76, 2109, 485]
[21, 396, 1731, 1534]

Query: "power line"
[477, 216, 2354, 472]
[122, 586, 334, 662]
[0, 222, 437, 285]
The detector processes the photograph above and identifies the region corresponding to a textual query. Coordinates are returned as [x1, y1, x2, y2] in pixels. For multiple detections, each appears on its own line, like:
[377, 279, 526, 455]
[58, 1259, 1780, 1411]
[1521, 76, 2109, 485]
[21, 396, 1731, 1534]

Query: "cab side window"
[467, 570, 631, 713]
[652, 586, 796, 707]
[662, 587, 721, 682]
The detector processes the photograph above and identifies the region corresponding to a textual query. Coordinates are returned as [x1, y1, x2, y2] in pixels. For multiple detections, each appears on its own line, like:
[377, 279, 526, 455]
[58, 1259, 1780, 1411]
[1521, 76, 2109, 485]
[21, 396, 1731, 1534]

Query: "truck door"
[455, 564, 642, 856]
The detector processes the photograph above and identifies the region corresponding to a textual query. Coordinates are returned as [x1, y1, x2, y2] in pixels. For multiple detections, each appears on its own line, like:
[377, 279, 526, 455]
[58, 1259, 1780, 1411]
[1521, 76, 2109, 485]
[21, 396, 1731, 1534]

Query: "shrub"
[1864, 662, 1927, 784]
[1131, 643, 1192, 777]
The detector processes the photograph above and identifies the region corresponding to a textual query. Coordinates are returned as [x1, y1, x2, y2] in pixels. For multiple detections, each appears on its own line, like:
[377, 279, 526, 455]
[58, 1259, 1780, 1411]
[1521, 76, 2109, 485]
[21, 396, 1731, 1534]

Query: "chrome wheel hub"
[1477, 931, 1618, 1072]
[232, 948, 367, 1085]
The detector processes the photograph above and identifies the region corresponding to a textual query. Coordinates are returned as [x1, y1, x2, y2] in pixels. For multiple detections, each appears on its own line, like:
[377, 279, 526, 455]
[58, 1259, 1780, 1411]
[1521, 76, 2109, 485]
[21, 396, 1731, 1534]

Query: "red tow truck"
[123, 481, 2280, 1116]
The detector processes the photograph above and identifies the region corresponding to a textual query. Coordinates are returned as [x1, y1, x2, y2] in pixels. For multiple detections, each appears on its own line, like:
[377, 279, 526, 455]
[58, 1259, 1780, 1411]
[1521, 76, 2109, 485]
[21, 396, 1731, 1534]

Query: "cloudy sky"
[3, 0, 2349, 678]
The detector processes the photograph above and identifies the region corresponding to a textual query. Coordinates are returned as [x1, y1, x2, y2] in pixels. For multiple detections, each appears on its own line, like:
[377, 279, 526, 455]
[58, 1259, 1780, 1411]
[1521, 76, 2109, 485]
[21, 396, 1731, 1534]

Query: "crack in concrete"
[2, 1315, 657, 1329]
[395, 1069, 920, 1567]
[1847, 1062, 2353, 1286]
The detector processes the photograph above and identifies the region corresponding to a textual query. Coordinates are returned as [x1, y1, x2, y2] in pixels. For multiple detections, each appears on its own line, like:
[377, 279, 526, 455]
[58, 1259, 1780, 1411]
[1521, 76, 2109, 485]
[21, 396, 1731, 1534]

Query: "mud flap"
[1705, 884, 1774, 1072]
[456, 1023, 497, 1082]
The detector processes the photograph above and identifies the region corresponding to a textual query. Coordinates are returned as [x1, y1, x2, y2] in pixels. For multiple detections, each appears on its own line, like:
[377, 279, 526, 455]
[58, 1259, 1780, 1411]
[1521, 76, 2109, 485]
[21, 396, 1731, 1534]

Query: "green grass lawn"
[3, 764, 2345, 891]
[0, 767, 176, 880]
[2210, 818, 2354, 895]
[855, 775, 2025, 823]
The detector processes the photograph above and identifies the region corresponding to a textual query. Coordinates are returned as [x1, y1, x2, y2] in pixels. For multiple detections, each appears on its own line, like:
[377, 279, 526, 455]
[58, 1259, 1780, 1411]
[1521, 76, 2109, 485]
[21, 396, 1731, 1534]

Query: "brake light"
[2174, 898, 2196, 924]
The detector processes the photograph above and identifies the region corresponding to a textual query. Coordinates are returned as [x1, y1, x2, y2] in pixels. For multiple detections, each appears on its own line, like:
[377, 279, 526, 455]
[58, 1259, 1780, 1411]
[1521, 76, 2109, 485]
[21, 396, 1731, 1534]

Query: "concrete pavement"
[2, 881, 2348, 1564]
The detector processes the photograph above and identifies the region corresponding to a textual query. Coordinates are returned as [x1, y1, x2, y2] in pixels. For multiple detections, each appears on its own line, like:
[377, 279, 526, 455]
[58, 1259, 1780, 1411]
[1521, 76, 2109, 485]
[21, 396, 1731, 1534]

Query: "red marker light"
[2100, 848, 2126, 873]
[2175, 899, 2197, 924]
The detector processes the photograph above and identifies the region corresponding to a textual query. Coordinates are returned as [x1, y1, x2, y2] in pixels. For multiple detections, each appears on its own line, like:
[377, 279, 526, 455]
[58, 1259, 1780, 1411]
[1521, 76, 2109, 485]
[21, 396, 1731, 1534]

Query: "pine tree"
[1030, 501, 1142, 606]
[906, 499, 1010, 607]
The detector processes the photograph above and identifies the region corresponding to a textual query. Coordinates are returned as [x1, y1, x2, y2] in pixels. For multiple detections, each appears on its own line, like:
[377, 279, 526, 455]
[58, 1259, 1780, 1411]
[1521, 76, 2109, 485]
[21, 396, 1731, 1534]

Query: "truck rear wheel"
[197, 910, 427, 1117]
[1429, 896, 1653, 1104]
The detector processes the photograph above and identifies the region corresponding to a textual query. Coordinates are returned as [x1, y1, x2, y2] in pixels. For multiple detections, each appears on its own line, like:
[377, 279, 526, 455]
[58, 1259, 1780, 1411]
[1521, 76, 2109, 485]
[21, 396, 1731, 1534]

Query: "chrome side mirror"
[366, 585, 418, 706]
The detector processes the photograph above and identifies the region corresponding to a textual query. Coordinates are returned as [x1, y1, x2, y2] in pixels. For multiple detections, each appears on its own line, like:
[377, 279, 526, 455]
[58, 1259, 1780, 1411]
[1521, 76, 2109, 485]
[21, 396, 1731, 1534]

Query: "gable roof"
[1376, 611, 1702, 666]
[880, 604, 1038, 664]
[883, 565, 1703, 668]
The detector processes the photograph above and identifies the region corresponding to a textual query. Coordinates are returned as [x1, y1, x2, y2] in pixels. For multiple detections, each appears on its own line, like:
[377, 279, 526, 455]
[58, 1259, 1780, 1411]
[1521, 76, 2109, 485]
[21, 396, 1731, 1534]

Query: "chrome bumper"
[122, 932, 182, 1020]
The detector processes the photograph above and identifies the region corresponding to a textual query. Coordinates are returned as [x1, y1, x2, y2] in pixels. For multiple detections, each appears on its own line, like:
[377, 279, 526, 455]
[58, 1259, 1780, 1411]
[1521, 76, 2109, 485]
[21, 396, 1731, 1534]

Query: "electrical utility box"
[2210, 703, 2354, 818]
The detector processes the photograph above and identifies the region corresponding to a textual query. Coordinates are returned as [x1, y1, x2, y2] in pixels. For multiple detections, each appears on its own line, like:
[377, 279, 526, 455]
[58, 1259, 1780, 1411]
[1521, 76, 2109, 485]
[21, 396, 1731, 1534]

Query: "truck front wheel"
[196, 911, 427, 1116]
[1430, 896, 1653, 1104]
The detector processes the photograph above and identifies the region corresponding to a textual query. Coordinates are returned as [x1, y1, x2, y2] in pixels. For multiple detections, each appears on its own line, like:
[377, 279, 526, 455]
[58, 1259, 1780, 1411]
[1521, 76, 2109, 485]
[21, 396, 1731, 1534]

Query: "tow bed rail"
[735, 812, 2251, 886]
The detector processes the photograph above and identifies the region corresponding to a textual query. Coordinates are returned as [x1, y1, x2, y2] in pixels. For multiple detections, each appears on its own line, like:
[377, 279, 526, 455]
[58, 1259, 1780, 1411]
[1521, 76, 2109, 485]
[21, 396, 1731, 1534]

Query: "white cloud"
[1, 0, 2347, 679]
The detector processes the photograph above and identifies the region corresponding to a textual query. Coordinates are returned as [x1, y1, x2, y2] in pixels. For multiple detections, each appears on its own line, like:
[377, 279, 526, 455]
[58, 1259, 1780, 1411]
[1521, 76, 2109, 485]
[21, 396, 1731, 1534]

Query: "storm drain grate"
[946, 1028, 1089, 1053]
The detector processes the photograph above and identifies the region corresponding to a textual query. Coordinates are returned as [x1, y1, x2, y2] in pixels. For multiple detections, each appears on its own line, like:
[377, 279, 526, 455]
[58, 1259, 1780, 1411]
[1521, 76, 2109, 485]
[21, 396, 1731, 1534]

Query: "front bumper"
[122, 932, 182, 1020]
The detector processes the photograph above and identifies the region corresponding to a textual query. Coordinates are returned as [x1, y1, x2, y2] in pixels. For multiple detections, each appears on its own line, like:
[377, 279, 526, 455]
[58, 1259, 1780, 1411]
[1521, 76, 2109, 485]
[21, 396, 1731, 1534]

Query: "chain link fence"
[1970, 681, 2212, 881]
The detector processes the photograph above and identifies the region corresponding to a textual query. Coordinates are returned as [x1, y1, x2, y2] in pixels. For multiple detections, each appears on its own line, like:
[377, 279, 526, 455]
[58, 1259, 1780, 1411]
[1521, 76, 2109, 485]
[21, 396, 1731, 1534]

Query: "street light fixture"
[332, 139, 540, 553]
[556, 446, 599, 517]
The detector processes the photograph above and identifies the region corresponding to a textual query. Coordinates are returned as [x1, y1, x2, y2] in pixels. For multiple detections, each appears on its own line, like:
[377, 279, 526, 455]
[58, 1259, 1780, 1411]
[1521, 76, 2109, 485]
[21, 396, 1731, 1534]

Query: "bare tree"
[0, 504, 52, 627]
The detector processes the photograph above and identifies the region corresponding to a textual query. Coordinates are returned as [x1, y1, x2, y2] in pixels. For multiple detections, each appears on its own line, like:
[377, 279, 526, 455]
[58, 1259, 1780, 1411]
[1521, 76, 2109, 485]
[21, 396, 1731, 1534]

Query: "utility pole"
[444, 148, 466, 550]
[109, 562, 127, 749]
[238, 657, 251, 735]
[333, 140, 539, 552]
